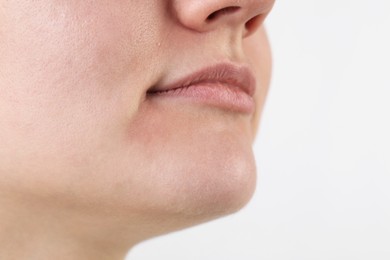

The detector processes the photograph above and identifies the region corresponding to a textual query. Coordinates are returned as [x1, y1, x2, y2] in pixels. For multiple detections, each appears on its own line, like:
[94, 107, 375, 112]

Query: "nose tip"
[172, 0, 274, 37]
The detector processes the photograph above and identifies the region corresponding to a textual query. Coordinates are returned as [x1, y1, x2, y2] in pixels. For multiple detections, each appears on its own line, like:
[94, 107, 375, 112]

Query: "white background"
[128, 1, 390, 259]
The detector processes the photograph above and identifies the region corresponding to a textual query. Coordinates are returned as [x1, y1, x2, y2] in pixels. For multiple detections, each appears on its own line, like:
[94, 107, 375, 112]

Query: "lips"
[147, 63, 257, 114]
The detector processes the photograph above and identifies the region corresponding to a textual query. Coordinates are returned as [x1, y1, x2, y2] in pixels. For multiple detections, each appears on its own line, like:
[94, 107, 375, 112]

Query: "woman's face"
[0, 0, 273, 238]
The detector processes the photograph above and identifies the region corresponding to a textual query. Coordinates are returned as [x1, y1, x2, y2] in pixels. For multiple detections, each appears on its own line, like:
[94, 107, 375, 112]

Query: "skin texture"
[0, 0, 274, 259]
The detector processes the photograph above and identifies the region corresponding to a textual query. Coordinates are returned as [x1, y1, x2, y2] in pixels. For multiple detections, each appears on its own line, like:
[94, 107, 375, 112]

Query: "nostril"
[244, 14, 263, 36]
[206, 6, 241, 21]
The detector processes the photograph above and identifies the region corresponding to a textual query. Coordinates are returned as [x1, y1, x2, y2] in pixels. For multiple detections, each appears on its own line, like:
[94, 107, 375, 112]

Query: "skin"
[0, 0, 274, 259]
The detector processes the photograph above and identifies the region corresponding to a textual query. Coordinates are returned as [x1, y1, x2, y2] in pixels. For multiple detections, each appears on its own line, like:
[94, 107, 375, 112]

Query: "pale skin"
[0, 0, 274, 259]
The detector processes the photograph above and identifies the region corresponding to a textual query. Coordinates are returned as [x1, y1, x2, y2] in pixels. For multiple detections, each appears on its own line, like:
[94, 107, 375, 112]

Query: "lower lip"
[148, 83, 255, 114]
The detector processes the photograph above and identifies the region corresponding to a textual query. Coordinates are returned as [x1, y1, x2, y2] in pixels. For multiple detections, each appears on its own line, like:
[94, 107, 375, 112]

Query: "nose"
[172, 0, 275, 37]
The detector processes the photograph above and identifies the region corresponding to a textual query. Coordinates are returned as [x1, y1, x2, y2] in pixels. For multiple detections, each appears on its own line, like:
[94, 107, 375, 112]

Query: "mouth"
[146, 63, 256, 114]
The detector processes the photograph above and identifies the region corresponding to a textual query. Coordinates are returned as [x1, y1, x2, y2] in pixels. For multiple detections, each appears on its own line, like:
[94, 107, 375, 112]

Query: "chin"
[122, 148, 257, 240]
[115, 105, 258, 234]
[193, 158, 255, 217]
[150, 137, 258, 222]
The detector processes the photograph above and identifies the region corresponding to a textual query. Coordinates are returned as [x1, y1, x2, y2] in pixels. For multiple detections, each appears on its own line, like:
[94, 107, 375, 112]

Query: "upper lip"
[147, 63, 256, 97]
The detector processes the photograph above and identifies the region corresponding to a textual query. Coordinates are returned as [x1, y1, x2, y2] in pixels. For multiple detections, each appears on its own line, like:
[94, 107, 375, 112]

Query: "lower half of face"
[0, 0, 272, 236]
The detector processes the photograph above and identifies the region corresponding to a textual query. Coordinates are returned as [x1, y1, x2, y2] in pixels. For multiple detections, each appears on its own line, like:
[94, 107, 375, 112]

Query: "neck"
[0, 196, 138, 260]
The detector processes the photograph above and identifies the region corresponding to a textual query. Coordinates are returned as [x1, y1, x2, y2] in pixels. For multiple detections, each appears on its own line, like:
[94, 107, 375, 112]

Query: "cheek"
[0, 3, 122, 145]
[0, 0, 164, 141]
[0, 2, 159, 199]
[1, 1, 137, 91]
